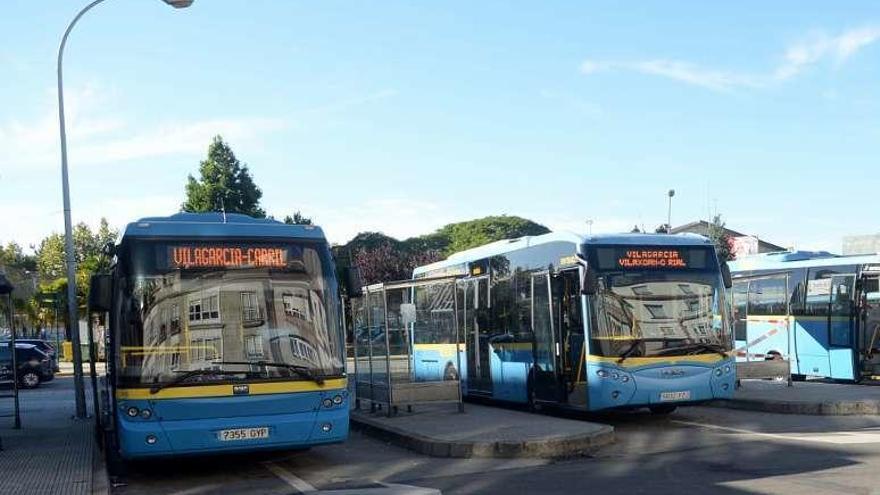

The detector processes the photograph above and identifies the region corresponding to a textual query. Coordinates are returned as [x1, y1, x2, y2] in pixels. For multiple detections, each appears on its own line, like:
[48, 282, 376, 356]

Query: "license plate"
[660, 391, 691, 402]
[218, 427, 270, 442]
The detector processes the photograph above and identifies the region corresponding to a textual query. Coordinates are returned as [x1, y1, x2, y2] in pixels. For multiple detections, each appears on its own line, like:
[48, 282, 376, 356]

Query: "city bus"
[411, 232, 736, 414]
[729, 251, 880, 382]
[90, 213, 350, 467]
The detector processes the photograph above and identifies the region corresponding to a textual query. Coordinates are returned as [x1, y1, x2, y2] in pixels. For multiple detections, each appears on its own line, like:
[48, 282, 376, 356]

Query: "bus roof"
[729, 251, 880, 273]
[412, 231, 713, 276]
[121, 212, 327, 241]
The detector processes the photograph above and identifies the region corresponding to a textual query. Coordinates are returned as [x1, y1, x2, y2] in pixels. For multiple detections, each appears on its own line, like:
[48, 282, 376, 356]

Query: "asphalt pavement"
[116, 403, 880, 495]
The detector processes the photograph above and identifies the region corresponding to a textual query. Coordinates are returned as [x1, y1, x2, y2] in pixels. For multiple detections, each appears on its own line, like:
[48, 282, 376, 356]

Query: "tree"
[434, 215, 550, 255]
[336, 215, 550, 286]
[707, 214, 735, 262]
[34, 219, 119, 320]
[182, 136, 266, 218]
[283, 211, 313, 225]
[630, 225, 642, 233]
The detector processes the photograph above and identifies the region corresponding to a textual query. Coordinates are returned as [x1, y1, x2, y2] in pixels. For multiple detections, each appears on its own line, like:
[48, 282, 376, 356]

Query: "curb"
[350, 413, 614, 458]
[708, 399, 880, 416]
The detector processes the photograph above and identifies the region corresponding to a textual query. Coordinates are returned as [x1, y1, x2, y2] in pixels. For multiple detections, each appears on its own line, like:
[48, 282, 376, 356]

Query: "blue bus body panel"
[117, 390, 348, 459]
[489, 343, 531, 403]
[122, 213, 327, 241]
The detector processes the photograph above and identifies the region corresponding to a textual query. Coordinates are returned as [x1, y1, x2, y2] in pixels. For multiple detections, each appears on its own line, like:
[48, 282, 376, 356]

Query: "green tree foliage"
[283, 211, 313, 225]
[336, 215, 551, 285]
[707, 214, 735, 262]
[34, 219, 119, 319]
[433, 215, 550, 256]
[182, 136, 266, 218]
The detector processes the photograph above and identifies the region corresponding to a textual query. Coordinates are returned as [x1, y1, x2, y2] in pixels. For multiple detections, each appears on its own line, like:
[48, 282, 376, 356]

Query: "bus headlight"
[126, 406, 139, 418]
[724, 366, 731, 374]
[596, 369, 609, 378]
[322, 398, 333, 408]
[321, 423, 333, 432]
[140, 408, 152, 419]
[714, 368, 723, 377]
[332, 395, 343, 405]
[145, 434, 158, 445]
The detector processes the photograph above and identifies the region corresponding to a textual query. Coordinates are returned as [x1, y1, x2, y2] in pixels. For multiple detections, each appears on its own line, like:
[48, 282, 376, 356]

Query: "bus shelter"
[351, 276, 464, 416]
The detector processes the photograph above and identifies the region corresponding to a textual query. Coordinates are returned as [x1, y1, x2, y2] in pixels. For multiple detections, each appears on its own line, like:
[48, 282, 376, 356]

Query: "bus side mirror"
[89, 274, 112, 313]
[581, 268, 598, 295]
[344, 266, 364, 298]
[721, 262, 733, 289]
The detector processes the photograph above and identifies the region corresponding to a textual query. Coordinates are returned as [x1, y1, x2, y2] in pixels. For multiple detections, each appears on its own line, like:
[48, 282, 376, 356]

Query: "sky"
[2, 1, 879, 253]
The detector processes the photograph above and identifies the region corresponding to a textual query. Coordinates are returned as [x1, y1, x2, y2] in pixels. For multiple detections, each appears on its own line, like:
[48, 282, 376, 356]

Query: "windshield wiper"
[150, 369, 244, 395]
[214, 361, 325, 385]
[617, 339, 644, 364]
[687, 342, 729, 358]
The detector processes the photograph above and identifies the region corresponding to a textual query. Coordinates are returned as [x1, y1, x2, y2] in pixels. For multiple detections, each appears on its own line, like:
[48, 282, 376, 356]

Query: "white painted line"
[673, 420, 880, 445]
[264, 461, 318, 493]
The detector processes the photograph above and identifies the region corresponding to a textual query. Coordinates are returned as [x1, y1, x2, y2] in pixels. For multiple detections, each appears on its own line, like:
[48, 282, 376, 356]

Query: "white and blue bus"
[411, 232, 736, 414]
[729, 251, 880, 382]
[91, 213, 352, 468]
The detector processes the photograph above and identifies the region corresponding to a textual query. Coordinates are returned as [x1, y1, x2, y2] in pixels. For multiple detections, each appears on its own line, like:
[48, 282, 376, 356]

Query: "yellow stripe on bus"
[588, 354, 728, 367]
[115, 378, 347, 400]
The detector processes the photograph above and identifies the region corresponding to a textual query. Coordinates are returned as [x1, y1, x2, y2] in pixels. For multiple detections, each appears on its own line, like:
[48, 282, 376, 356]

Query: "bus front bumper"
[117, 402, 348, 459]
[587, 360, 736, 411]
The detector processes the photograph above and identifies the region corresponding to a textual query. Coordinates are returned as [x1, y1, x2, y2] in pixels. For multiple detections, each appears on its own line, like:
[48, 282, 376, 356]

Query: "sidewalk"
[710, 379, 880, 415]
[351, 402, 613, 458]
[0, 378, 107, 494]
[58, 361, 106, 377]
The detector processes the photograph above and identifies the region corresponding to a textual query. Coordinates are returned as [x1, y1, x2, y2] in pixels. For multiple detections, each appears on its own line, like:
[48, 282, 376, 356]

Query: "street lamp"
[667, 189, 675, 233]
[57, 0, 194, 419]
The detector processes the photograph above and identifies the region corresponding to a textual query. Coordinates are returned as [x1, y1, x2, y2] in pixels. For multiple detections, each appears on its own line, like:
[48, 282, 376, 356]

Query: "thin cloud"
[581, 25, 880, 91]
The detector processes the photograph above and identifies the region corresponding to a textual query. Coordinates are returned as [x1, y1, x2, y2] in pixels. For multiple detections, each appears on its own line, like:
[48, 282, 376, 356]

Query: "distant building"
[670, 220, 786, 257]
[843, 234, 880, 255]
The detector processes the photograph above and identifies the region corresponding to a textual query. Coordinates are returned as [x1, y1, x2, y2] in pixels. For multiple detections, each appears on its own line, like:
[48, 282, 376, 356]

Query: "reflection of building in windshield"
[139, 248, 336, 379]
[596, 280, 717, 343]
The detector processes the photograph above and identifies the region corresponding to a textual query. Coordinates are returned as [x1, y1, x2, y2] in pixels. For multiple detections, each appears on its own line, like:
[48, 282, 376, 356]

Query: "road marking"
[673, 420, 880, 445]
[264, 462, 317, 493]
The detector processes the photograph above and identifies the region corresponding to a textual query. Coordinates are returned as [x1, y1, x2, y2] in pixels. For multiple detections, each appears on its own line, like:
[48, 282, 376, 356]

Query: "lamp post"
[57, 0, 195, 419]
[667, 189, 675, 233]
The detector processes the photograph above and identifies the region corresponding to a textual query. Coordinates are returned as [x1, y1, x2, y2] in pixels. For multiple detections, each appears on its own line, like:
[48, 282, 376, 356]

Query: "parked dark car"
[0, 343, 54, 389]
[14, 339, 60, 372]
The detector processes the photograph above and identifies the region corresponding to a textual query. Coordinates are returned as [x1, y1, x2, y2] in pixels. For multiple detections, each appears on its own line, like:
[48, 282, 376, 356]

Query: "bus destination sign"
[617, 249, 687, 269]
[168, 245, 288, 269]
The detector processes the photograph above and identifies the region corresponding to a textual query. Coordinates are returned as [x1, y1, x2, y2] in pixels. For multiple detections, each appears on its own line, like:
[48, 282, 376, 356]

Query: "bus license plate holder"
[218, 427, 270, 442]
[659, 391, 690, 402]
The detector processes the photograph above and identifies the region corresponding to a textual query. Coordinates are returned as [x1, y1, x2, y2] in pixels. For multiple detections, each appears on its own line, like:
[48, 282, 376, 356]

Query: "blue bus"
[90, 213, 350, 468]
[729, 251, 880, 382]
[411, 232, 736, 414]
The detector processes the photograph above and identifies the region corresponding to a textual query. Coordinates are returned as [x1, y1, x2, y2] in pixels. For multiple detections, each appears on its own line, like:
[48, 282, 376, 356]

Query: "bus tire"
[791, 374, 806, 382]
[649, 405, 677, 415]
[443, 363, 459, 381]
[765, 351, 783, 361]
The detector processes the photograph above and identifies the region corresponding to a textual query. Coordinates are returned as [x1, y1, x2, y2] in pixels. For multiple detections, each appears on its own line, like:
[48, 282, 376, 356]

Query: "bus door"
[554, 269, 587, 408]
[828, 274, 857, 380]
[858, 272, 880, 377]
[459, 276, 492, 395]
[531, 271, 560, 403]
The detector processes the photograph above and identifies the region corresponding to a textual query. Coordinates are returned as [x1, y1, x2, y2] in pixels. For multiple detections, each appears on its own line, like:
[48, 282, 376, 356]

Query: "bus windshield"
[115, 239, 344, 387]
[588, 246, 732, 359]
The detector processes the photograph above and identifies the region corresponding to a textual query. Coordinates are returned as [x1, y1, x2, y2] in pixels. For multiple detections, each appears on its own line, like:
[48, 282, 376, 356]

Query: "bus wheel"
[443, 363, 459, 381]
[766, 351, 783, 361]
[649, 405, 677, 415]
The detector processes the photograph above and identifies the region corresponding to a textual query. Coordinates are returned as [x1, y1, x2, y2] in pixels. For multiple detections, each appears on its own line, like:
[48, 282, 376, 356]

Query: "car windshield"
[116, 239, 345, 387]
[590, 268, 732, 359]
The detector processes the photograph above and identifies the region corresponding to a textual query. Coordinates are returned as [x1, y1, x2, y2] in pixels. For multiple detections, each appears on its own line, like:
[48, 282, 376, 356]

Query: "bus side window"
[748, 277, 788, 317]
